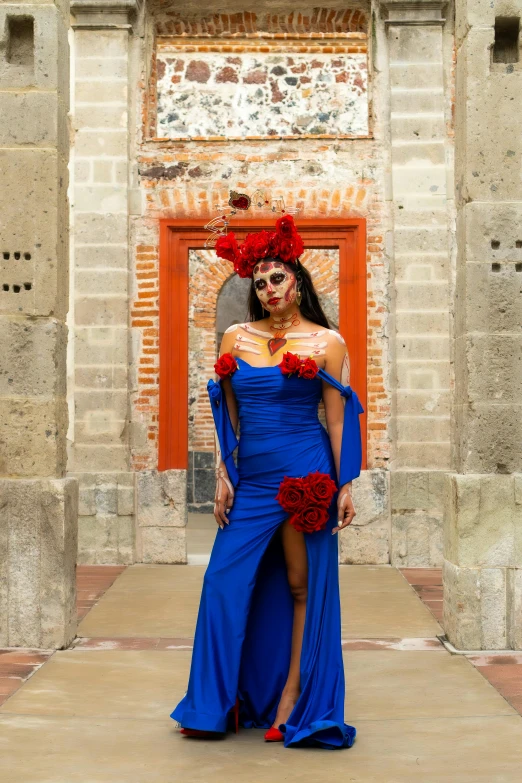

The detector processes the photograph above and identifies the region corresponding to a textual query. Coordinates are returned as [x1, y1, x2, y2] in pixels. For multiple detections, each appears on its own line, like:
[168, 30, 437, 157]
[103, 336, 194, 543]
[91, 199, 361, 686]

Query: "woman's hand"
[332, 483, 356, 535]
[213, 463, 234, 529]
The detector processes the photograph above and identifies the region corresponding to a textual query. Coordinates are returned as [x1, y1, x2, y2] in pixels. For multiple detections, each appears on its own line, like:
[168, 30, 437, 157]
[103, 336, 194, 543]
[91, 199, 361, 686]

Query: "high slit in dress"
[170, 355, 364, 749]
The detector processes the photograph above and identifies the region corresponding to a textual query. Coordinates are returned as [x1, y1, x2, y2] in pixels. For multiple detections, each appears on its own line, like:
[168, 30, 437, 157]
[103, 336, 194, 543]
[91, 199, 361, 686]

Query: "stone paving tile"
[76, 565, 127, 620]
[76, 565, 442, 640]
[2, 714, 522, 782]
[399, 567, 443, 623]
[0, 650, 54, 707]
[0, 650, 515, 723]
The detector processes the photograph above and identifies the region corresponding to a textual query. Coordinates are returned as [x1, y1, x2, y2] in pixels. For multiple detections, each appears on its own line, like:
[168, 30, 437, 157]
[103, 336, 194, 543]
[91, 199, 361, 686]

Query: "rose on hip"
[275, 476, 308, 514]
[291, 504, 330, 533]
[305, 471, 337, 505]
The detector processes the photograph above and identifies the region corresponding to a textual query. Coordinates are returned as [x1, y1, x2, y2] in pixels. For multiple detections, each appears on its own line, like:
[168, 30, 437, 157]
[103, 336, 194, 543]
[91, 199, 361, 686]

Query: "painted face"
[252, 260, 297, 313]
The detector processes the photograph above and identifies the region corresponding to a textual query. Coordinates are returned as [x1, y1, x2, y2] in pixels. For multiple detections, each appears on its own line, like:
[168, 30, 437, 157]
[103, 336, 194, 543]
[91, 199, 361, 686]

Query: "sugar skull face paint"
[252, 260, 297, 313]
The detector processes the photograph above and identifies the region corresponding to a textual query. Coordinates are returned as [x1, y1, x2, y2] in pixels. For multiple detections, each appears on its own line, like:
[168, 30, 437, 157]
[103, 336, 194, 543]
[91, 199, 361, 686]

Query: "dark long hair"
[247, 258, 330, 328]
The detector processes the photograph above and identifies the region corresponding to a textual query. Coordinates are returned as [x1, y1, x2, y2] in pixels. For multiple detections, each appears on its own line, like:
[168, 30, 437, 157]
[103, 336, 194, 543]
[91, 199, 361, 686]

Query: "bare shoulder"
[323, 328, 349, 382]
[326, 328, 346, 347]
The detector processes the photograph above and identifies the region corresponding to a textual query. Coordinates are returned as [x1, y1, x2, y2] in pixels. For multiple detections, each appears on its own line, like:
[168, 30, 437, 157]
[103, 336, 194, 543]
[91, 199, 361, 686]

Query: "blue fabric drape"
[208, 368, 364, 490]
[171, 358, 363, 749]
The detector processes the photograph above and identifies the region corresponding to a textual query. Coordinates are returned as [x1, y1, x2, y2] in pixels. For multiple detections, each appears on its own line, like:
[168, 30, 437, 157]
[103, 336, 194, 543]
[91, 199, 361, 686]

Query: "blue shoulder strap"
[207, 379, 239, 488]
[317, 368, 365, 485]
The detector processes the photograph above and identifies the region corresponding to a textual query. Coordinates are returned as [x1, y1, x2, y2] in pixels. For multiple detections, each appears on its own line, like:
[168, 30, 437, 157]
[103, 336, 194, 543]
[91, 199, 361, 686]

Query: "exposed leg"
[271, 519, 308, 728]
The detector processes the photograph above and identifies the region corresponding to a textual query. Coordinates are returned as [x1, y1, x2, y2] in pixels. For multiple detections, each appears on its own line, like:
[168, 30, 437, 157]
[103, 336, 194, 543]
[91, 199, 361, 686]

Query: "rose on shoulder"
[214, 352, 239, 379]
[279, 351, 303, 377]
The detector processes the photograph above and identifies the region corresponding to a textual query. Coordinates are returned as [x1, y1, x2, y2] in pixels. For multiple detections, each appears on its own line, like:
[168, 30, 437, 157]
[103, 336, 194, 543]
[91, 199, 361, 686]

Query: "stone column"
[443, 4, 522, 650]
[69, 0, 138, 564]
[378, 0, 453, 566]
[0, 0, 78, 647]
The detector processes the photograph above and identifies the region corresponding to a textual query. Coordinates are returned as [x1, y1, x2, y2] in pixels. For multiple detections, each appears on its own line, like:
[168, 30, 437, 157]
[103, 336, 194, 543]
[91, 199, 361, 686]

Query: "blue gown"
[170, 355, 364, 749]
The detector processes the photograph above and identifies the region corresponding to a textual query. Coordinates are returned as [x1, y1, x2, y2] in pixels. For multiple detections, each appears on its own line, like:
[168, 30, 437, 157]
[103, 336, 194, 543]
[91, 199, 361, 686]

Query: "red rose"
[279, 352, 302, 376]
[291, 505, 330, 533]
[215, 232, 239, 263]
[214, 352, 238, 379]
[276, 476, 308, 514]
[276, 214, 297, 237]
[251, 230, 273, 260]
[304, 471, 337, 506]
[298, 357, 319, 380]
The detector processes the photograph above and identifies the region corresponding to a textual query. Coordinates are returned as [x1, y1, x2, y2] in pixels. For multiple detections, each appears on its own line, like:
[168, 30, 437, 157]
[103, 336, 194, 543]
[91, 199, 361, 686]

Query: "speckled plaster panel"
[156, 52, 368, 139]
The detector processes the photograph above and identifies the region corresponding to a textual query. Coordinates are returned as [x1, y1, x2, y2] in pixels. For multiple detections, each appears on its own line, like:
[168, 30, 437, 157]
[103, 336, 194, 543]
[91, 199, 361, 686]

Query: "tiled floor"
[2, 563, 522, 781]
[0, 565, 126, 708]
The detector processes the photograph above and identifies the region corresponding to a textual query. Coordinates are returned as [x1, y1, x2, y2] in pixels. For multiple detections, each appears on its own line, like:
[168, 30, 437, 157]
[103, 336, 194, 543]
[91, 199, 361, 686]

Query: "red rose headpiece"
[214, 214, 304, 279]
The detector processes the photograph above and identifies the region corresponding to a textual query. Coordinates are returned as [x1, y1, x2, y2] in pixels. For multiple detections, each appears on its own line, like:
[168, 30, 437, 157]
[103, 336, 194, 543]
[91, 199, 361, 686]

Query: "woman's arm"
[213, 328, 239, 528]
[322, 331, 356, 534]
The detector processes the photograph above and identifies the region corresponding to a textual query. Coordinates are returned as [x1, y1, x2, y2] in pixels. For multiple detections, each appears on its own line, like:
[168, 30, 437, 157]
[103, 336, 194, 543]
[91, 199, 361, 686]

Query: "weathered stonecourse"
[443, 4, 522, 650]
[0, 0, 77, 648]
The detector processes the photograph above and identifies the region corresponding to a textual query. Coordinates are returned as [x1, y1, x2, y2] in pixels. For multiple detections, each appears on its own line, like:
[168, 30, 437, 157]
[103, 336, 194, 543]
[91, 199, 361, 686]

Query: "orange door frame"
[158, 218, 367, 472]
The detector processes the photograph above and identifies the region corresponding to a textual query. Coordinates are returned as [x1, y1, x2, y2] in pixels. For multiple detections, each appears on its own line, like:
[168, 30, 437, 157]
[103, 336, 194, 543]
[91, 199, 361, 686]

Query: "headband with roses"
[214, 214, 304, 279]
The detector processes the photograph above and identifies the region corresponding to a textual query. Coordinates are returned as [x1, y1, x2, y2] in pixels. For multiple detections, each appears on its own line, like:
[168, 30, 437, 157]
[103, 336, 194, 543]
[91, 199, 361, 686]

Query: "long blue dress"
[170, 355, 364, 749]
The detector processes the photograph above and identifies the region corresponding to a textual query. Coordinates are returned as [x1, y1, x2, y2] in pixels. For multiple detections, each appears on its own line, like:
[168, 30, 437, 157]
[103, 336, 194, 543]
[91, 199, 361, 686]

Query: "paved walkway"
[2, 521, 522, 781]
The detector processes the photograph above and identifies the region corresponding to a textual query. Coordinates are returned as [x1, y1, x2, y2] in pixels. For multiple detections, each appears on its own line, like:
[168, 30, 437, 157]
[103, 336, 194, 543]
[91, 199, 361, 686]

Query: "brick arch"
[189, 250, 236, 452]
[153, 7, 369, 36]
[188, 247, 342, 453]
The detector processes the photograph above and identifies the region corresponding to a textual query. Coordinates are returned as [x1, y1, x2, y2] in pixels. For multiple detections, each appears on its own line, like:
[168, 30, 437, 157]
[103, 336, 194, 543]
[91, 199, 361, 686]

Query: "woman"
[170, 215, 364, 749]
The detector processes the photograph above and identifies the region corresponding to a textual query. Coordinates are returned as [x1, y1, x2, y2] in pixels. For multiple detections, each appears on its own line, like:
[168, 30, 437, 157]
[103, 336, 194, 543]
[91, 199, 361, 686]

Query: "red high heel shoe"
[264, 726, 284, 742]
[180, 697, 240, 737]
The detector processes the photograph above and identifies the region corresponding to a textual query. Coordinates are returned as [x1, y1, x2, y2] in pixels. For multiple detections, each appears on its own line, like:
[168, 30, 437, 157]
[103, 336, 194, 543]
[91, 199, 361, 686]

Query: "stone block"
[0, 319, 67, 397]
[74, 364, 128, 391]
[390, 114, 446, 142]
[74, 326, 128, 364]
[395, 281, 449, 310]
[74, 185, 127, 213]
[75, 57, 128, 80]
[78, 486, 96, 516]
[74, 389, 127, 420]
[444, 473, 520, 568]
[396, 415, 450, 443]
[138, 526, 187, 564]
[455, 404, 522, 474]
[75, 245, 128, 269]
[74, 295, 128, 327]
[456, 28, 522, 203]
[395, 389, 450, 418]
[75, 29, 128, 59]
[396, 442, 450, 470]
[395, 310, 450, 334]
[75, 80, 128, 104]
[0, 477, 78, 648]
[0, 6, 69, 93]
[462, 334, 522, 405]
[136, 469, 187, 528]
[339, 470, 390, 565]
[75, 105, 128, 131]
[389, 62, 444, 90]
[0, 92, 65, 146]
[0, 149, 68, 319]
[0, 397, 67, 477]
[69, 443, 128, 472]
[75, 128, 127, 157]
[117, 484, 135, 516]
[443, 559, 510, 650]
[507, 568, 522, 649]
[463, 201, 522, 266]
[388, 24, 443, 64]
[390, 470, 446, 567]
[75, 213, 127, 244]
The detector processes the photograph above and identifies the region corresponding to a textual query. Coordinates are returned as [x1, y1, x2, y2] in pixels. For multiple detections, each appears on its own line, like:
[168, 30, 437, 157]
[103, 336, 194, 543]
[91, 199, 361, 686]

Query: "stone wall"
[0, 0, 77, 648]
[69, 0, 137, 563]
[64, 0, 468, 567]
[443, 0, 522, 650]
